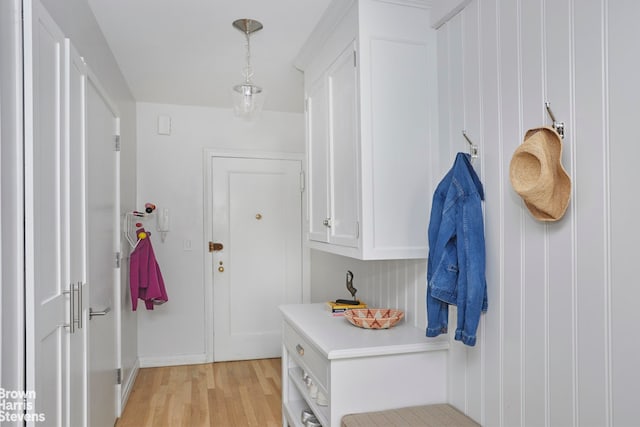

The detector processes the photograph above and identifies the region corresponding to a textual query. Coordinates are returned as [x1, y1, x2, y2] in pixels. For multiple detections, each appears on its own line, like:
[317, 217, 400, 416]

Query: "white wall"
[39, 0, 139, 403]
[135, 102, 304, 365]
[434, 0, 640, 426]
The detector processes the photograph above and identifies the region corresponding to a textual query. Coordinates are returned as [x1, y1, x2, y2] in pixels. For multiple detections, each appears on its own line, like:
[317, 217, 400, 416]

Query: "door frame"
[1, 1, 26, 420]
[203, 149, 308, 362]
[84, 67, 123, 418]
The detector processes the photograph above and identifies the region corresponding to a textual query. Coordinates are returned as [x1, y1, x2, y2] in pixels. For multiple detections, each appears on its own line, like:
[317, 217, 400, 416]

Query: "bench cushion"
[341, 403, 480, 427]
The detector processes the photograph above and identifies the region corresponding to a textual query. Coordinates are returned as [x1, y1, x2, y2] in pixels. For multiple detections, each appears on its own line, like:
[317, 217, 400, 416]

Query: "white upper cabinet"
[298, 0, 437, 260]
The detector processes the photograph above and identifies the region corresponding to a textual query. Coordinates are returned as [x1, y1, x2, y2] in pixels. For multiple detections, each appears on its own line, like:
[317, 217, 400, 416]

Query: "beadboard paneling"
[434, 0, 640, 426]
[461, 1, 483, 421]
[476, 1, 502, 425]
[309, 250, 427, 329]
[608, 1, 640, 424]
[572, 1, 609, 425]
[519, 1, 548, 426]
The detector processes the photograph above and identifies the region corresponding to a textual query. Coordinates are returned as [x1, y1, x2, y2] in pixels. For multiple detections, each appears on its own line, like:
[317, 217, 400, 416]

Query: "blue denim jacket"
[426, 153, 488, 346]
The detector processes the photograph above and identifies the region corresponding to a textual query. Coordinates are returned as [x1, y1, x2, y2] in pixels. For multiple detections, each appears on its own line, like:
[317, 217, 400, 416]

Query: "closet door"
[24, 0, 69, 424]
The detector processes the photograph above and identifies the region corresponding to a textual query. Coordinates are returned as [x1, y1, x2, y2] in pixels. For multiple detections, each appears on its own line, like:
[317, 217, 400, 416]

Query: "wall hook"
[462, 130, 479, 161]
[124, 205, 158, 249]
[545, 101, 565, 139]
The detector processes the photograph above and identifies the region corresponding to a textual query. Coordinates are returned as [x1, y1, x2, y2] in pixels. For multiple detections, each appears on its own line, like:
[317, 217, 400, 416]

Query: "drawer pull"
[296, 344, 304, 356]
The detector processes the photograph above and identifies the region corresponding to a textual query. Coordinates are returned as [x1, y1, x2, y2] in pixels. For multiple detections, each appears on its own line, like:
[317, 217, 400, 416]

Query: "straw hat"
[509, 126, 571, 221]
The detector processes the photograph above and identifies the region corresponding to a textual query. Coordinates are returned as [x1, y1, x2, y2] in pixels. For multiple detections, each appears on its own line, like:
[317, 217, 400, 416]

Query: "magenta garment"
[129, 228, 168, 310]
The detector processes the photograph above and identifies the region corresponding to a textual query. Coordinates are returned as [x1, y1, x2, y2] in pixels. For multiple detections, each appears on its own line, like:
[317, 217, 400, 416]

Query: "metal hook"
[462, 130, 479, 160]
[544, 101, 565, 139]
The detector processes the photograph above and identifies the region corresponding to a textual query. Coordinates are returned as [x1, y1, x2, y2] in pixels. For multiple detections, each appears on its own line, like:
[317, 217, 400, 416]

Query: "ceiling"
[86, 0, 333, 114]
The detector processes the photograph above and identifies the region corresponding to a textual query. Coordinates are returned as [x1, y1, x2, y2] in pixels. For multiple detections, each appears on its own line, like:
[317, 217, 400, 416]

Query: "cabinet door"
[306, 78, 330, 243]
[327, 43, 359, 248]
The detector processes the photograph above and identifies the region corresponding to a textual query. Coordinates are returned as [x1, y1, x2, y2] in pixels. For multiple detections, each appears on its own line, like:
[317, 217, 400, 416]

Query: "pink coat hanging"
[129, 228, 168, 310]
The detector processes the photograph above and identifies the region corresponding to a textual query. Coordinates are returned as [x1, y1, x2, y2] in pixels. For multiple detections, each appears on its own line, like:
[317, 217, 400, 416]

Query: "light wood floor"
[116, 358, 282, 427]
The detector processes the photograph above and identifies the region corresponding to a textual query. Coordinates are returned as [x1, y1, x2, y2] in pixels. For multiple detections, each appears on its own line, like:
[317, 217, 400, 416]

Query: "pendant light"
[231, 18, 264, 120]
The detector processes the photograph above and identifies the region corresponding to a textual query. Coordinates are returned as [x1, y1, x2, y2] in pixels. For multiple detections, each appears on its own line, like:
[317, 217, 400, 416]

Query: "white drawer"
[283, 322, 329, 390]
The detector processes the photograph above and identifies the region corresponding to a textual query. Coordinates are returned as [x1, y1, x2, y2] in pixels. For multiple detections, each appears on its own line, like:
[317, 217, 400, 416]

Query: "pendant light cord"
[242, 31, 254, 84]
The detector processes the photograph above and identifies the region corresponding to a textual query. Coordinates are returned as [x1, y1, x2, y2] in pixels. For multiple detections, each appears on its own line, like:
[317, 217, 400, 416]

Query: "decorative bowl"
[343, 308, 404, 329]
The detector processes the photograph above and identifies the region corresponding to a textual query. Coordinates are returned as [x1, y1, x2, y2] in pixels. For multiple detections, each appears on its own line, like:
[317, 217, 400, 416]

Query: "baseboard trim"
[120, 358, 140, 411]
[138, 353, 209, 368]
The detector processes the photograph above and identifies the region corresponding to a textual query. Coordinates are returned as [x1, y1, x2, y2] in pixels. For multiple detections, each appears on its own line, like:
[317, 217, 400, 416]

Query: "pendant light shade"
[232, 19, 264, 120]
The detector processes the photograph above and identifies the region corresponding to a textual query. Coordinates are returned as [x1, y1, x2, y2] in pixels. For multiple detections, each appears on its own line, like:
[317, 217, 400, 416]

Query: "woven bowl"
[343, 308, 404, 329]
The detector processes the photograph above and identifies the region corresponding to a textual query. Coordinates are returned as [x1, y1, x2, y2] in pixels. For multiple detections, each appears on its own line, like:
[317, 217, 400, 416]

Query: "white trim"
[295, 0, 356, 71]
[23, 0, 36, 400]
[113, 121, 122, 416]
[0, 0, 26, 413]
[601, 1, 612, 425]
[120, 358, 139, 410]
[203, 152, 214, 363]
[139, 354, 209, 368]
[85, 66, 120, 117]
[431, 0, 473, 29]
[203, 148, 304, 162]
[85, 67, 124, 418]
[374, 0, 433, 9]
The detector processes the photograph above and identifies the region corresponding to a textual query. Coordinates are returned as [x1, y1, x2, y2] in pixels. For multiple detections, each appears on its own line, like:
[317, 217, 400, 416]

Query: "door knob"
[218, 266, 225, 273]
[209, 242, 224, 252]
[89, 306, 111, 319]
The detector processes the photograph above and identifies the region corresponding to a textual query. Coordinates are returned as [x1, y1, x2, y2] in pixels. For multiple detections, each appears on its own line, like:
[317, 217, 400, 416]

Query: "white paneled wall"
[309, 250, 427, 330]
[310, 1, 640, 426]
[435, 0, 640, 426]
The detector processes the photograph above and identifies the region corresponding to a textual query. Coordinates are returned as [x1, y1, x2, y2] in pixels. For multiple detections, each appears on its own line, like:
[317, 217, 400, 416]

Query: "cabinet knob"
[323, 218, 332, 228]
[296, 344, 304, 356]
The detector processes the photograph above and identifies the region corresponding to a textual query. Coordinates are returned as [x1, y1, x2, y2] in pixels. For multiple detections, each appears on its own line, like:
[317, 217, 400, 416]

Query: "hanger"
[124, 212, 151, 250]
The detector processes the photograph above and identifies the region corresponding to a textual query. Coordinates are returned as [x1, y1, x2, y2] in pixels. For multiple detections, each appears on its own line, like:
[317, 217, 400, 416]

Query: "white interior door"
[212, 157, 302, 361]
[86, 78, 119, 427]
[24, 1, 69, 424]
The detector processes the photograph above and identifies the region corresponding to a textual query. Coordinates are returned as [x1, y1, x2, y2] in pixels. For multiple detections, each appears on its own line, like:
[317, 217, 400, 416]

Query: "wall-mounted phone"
[157, 208, 170, 242]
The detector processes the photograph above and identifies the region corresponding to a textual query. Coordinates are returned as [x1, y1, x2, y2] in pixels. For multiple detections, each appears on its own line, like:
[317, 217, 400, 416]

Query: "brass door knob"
[218, 266, 225, 273]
